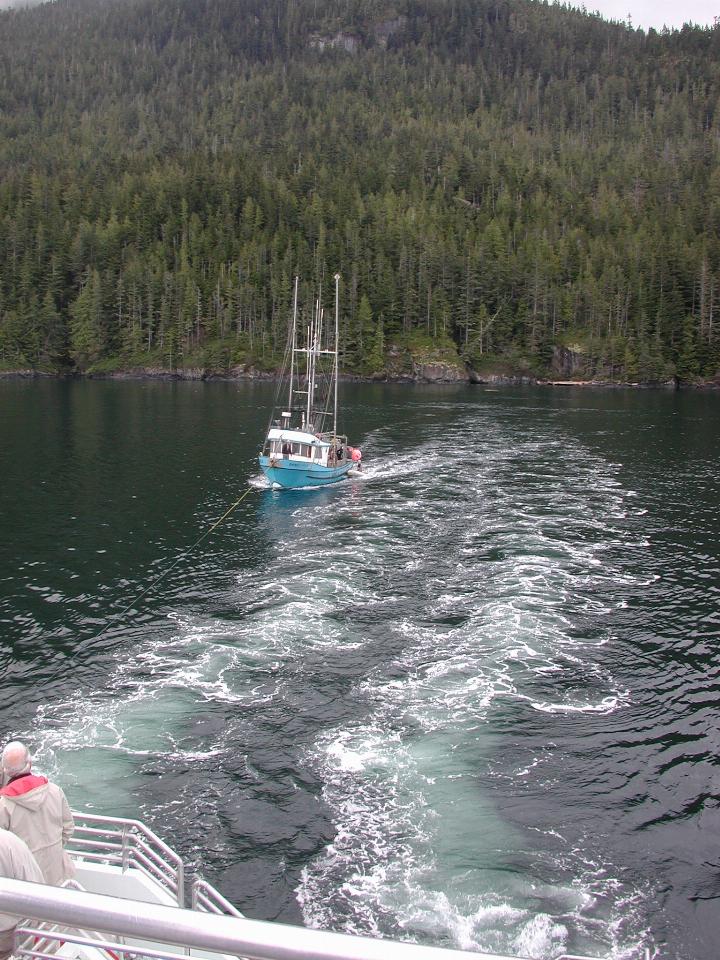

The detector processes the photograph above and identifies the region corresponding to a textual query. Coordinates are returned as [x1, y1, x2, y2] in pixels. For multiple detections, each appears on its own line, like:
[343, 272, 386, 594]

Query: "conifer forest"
[1, 0, 719, 382]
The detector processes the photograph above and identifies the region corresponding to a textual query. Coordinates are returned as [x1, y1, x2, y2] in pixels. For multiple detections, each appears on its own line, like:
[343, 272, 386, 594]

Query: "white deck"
[16, 812, 237, 960]
[73, 861, 178, 906]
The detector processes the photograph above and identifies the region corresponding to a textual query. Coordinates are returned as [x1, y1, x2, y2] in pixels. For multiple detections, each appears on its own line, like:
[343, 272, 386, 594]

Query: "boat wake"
[290, 408, 652, 959]
[23, 394, 656, 958]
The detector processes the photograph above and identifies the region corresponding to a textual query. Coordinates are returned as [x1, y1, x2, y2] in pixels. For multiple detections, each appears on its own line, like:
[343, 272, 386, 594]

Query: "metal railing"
[191, 878, 243, 917]
[17, 878, 123, 960]
[16, 812, 614, 960]
[1, 879, 596, 960]
[19, 928, 192, 960]
[68, 812, 185, 906]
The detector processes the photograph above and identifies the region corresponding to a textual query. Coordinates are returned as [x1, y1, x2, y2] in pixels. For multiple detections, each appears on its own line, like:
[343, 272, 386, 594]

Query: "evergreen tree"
[0, 0, 717, 380]
[70, 269, 106, 366]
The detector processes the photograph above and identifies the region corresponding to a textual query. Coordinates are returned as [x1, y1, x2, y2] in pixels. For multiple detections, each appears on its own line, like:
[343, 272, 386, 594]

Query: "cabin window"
[283, 443, 315, 458]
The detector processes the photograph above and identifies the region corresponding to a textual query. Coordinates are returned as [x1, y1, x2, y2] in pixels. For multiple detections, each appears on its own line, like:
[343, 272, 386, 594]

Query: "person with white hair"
[0, 829, 43, 960]
[0, 742, 74, 886]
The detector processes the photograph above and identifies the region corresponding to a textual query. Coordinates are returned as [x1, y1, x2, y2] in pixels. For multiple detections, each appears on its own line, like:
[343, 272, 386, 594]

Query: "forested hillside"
[1, 0, 719, 381]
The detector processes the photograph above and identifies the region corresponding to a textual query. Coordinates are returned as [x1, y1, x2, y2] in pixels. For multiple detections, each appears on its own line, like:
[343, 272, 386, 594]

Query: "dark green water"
[1, 379, 719, 960]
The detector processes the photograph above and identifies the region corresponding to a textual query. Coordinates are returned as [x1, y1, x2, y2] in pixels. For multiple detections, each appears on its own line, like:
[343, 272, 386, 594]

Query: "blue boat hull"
[259, 455, 353, 489]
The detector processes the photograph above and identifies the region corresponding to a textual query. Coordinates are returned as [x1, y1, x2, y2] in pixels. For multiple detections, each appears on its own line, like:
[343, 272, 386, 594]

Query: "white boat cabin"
[265, 427, 347, 466]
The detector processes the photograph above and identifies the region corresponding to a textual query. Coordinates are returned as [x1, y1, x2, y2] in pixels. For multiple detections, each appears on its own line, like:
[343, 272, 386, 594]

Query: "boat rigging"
[259, 274, 361, 489]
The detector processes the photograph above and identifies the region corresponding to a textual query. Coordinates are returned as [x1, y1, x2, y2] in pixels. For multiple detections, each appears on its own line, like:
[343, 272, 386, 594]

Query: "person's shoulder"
[0, 828, 32, 854]
[47, 780, 72, 808]
[0, 829, 44, 881]
[45, 780, 67, 797]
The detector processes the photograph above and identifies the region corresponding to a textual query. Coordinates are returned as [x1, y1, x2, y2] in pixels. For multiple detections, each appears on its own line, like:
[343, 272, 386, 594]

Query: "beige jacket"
[0, 829, 44, 930]
[0, 778, 74, 886]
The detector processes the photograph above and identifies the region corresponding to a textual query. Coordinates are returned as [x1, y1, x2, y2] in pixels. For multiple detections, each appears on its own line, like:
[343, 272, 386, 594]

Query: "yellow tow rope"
[203, 485, 256, 538]
[90, 485, 256, 644]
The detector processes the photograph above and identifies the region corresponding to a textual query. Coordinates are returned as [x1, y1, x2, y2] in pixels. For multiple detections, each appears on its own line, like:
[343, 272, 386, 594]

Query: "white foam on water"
[297, 413, 652, 958]
[22, 469, 391, 813]
[247, 473, 270, 489]
[512, 914, 569, 958]
[527, 694, 624, 715]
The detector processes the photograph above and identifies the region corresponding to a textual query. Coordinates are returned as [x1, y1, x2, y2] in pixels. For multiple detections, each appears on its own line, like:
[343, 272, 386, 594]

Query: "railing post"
[121, 825, 130, 873]
[176, 861, 184, 909]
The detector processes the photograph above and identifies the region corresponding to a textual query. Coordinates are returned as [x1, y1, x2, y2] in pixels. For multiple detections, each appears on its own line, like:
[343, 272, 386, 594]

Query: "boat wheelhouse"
[262, 425, 352, 488]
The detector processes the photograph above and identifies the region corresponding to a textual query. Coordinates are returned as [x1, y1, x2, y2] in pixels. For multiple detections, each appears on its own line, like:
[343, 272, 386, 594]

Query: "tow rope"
[89, 485, 256, 644]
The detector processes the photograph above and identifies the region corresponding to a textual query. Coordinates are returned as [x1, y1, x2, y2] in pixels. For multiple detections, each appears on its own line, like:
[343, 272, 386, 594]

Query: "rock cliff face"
[97, 366, 205, 380]
[308, 17, 407, 53]
[412, 360, 467, 382]
[380, 344, 467, 382]
[94, 365, 277, 381]
[308, 31, 360, 52]
[551, 345, 589, 378]
[467, 368, 536, 385]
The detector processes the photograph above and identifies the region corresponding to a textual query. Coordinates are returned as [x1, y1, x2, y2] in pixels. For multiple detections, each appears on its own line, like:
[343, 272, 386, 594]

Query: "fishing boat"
[259, 274, 360, 490]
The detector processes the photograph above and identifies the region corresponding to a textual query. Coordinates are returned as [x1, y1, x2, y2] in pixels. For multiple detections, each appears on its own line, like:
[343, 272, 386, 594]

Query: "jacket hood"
[0, 774, 49, 809]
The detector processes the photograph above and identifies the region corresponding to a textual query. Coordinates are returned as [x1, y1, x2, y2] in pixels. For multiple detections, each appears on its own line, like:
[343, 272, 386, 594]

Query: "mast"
[287, 276, 299, 413]
[333, 273, 340, 439]
[306, 298, 317, 427]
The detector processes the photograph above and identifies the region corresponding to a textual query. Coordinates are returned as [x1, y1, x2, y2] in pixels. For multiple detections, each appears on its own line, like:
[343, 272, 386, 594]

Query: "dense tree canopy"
[0, 0, 719, 380]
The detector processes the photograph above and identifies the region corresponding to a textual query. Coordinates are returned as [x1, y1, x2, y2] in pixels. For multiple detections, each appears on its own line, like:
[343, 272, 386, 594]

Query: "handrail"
[56, 813, 609, 960]
[72, 813, 181, 865]
[19, 926, 185, 960]
[0, 879, 570, 960]
[191, 878, 244, 917]
[18, 878, 123, 960]
[68, 812, 184, 906]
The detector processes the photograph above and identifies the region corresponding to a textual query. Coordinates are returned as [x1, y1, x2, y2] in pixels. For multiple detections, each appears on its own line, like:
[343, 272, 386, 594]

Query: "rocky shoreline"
[1, 364, 718, 389]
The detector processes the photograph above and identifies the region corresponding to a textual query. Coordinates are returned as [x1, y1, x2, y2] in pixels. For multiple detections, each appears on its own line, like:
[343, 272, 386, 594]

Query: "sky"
[563, 0, 717, 30]
[0, 0, 716, 32]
